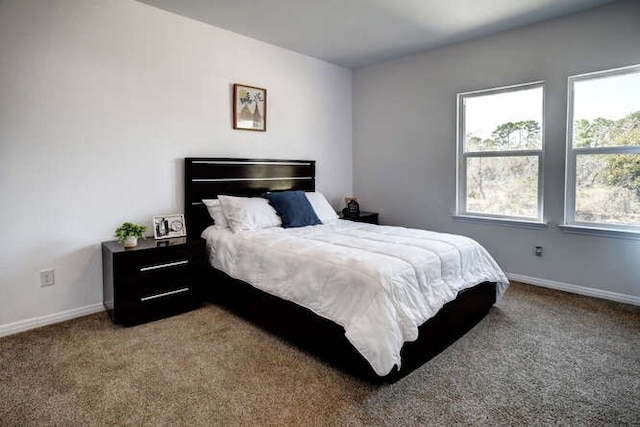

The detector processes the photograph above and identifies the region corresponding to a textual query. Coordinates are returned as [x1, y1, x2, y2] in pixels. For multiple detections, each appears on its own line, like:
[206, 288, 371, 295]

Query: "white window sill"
[451, 214, 548, 229]
[558, 224, 640, 240]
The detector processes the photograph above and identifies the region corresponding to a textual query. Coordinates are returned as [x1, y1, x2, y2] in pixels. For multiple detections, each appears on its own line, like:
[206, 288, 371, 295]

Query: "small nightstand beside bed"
[185, 158, 509, 382]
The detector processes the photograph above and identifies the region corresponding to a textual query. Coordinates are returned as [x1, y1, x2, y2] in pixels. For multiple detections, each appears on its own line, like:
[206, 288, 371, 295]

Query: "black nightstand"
[340, 211, 379, 225]
[102, 237, 205, 326]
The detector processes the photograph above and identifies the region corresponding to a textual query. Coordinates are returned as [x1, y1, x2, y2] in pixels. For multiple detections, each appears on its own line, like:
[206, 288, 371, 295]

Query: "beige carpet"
[1, 282, 638, 426]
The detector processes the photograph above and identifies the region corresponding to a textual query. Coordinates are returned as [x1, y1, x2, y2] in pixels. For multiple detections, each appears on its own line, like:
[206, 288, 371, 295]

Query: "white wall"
[353, 1, 640, 300]
[0, 0, 352, 329]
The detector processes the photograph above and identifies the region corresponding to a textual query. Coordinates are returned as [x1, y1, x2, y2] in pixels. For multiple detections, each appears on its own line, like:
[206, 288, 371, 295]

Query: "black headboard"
[184, 158, 316, 239]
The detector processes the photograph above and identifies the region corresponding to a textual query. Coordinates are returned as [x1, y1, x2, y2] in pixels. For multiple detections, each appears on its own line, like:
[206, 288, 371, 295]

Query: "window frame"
[455, 81, 545, 225]
[564, 64, 640, 235]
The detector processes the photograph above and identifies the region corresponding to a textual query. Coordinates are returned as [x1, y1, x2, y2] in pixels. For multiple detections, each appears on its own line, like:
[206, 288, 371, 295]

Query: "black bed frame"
[184, 157, 496, 382]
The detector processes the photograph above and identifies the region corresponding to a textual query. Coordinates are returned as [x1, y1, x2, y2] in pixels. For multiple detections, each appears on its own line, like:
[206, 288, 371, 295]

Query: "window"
[566, 65, 640, 232]
[456, 82, 544, 223]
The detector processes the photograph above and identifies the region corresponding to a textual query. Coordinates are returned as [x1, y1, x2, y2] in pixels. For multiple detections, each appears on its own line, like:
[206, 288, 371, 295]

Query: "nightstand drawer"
[120, 285, 200, 326]
[119, 246, 195, 273]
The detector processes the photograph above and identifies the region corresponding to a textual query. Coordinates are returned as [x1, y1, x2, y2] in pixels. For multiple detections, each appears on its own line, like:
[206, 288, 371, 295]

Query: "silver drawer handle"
[139, 260, 189, 272]
[140, 287, 190, 302]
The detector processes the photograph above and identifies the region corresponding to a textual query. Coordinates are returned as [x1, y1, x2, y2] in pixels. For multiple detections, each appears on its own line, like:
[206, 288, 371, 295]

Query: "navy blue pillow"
[262, 190, 321, 228]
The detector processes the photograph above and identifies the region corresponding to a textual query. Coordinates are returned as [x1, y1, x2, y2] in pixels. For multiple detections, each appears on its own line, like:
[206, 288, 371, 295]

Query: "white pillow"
[217, 195, 282, 232]
[305, 191, 339, 223]
[202, 199, 229, 229]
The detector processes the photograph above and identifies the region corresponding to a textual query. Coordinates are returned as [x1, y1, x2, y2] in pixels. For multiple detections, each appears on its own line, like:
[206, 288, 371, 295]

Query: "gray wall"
[0, 0, 352, 331]
[353, 0, 640, 299]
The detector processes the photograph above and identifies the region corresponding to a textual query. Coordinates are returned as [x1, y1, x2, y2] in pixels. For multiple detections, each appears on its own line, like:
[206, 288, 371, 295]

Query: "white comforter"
[202, 220, 509, 376]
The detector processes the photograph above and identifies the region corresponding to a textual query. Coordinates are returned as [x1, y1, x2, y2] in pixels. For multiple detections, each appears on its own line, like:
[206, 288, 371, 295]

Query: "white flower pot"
[123, 236, 138, 248]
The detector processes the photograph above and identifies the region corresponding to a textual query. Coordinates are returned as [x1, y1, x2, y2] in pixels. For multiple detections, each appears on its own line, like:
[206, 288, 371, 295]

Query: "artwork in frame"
[233, 83, 267, 131]
[342, 197, 360, 218]
[153, 214, 186, 240]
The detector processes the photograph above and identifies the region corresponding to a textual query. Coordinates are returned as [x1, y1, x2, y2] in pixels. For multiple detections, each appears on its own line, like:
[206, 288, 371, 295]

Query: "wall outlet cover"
[40, 269, 55, 287]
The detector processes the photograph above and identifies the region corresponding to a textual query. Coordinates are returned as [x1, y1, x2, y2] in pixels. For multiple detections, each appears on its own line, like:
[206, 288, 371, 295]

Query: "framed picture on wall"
[153, 214, 186, 240]
[233, 83, 267, 131]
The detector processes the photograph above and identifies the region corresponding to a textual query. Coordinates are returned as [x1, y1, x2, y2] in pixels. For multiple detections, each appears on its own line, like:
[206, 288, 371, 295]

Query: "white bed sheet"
[201, 220, 509, 376]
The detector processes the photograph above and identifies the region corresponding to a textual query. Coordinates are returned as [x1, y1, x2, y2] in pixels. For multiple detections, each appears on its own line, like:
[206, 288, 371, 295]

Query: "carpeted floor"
[1, 282, 638, 426]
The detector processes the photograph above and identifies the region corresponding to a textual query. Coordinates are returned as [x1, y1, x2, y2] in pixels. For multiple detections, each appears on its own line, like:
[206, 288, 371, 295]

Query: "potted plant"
[115, 222, 147, 248]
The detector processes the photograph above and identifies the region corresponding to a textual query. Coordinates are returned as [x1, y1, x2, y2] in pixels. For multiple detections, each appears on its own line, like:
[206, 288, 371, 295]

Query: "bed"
[184, 157, 509, 382]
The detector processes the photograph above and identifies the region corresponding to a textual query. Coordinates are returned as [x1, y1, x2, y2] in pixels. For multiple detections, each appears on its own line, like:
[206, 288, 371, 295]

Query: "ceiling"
[138, 0, 612, 69]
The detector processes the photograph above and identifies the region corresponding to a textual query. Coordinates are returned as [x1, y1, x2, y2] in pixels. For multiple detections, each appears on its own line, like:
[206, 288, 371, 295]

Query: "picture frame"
[344, 196, 359, 206]
[342, 197, 360, 218]
[233, 83, 267, 131]
[153, 214, 186, 240]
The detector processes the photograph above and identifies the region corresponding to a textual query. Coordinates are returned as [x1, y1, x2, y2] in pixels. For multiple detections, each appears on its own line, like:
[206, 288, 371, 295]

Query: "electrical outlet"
[40, 269, 55, 287]
[534, 246, 543, 257]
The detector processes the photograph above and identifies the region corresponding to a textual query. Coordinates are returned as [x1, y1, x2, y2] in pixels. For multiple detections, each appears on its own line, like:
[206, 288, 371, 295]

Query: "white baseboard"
[1, 275, 637, 338]
[506, 272, 640, 307]
[0, 303, 105, 338]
